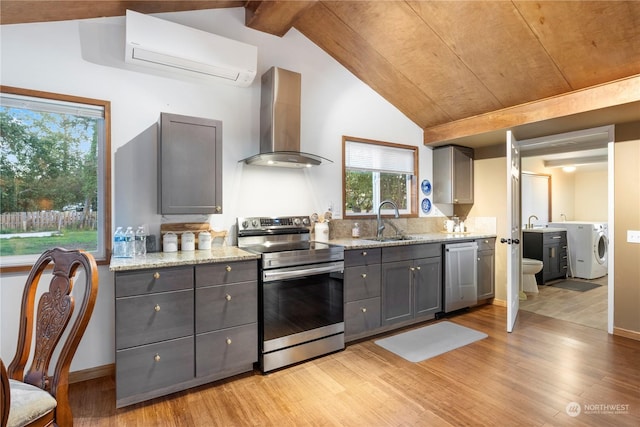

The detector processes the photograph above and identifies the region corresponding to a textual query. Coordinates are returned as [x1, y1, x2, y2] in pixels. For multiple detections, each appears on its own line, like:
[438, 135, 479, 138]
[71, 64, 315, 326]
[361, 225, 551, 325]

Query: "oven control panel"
[237, 216, 311, 232]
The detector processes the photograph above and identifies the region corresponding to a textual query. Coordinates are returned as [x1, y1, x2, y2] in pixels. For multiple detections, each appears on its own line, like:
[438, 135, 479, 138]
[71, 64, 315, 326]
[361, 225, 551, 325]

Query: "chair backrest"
[7, 248, 98, 427]
[1, 359, 8, 427]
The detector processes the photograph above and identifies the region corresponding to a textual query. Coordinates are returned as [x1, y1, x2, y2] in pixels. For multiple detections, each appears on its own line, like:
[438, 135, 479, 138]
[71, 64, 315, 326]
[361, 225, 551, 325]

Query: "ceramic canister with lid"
[182, 231, 195, 251]
[198, 231, 212, 250]
[163, 232, 178, 252]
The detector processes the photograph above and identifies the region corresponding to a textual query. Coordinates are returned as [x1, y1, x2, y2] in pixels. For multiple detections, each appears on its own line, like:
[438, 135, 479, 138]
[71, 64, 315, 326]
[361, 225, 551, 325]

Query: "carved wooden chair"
[1, 359, 9, 427]
[2, 248, 98, 427]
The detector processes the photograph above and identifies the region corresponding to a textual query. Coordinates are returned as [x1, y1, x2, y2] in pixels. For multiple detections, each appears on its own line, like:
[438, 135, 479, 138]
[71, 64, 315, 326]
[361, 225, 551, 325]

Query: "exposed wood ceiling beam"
[423, 74, 640, 147]
[245, 0, 317, 37]
[0, 1, 244, 25]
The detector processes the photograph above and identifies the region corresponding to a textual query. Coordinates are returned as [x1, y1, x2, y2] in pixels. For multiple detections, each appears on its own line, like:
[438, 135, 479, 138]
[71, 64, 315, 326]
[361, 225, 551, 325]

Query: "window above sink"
[342, 136, 418, 218]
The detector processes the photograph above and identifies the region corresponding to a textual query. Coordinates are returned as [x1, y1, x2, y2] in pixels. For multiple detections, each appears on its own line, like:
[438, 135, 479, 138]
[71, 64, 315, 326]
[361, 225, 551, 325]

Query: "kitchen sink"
[363, 236, 416, 243]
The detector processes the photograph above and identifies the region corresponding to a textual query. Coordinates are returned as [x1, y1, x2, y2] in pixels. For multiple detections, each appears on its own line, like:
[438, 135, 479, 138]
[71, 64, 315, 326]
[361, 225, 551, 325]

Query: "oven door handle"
[263, 261, 344, 282]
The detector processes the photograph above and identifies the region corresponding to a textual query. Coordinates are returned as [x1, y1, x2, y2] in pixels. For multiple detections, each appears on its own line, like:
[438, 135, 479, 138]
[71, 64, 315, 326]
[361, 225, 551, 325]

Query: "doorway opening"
[517, 125, 613, 333]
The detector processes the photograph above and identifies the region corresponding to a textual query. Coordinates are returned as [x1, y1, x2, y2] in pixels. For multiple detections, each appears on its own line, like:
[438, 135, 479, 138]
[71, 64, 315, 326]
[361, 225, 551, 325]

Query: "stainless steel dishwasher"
[443, 242, 478, 314]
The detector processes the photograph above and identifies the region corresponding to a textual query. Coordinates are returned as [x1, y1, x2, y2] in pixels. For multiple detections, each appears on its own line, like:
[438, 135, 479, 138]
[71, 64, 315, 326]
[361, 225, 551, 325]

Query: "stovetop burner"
[237, 216, 343, 269]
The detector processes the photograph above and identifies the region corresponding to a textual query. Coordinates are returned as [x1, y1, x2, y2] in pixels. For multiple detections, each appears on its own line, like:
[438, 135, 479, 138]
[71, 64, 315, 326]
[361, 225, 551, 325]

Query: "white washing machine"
[548, 221, 608, 279]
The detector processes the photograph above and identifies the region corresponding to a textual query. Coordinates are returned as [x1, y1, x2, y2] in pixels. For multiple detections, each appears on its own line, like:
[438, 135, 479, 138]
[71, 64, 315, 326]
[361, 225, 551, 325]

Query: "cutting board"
[160, 223, 227, 251]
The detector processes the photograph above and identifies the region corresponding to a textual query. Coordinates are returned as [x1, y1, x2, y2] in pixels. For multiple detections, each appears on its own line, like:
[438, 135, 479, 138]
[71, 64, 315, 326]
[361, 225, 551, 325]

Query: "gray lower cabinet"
[381, 244, 441, 326]
[476, 238, 495, 300]
[194, 261, 258, 379]
[115, 260, 257, 408]
[343, 248, 382, 340]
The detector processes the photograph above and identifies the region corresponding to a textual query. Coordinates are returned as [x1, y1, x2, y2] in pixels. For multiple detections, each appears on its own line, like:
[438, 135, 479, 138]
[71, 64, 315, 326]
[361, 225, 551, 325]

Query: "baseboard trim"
[69, 363, 114, 384]
[613, 327, 640, 342]
[491, 298, 507, 307]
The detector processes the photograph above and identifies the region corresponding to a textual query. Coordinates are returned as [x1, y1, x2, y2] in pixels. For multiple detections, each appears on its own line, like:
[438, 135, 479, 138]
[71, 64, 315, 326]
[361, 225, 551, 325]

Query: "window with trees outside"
[0, 86, 111, 271]
[343, 136, 418, 218]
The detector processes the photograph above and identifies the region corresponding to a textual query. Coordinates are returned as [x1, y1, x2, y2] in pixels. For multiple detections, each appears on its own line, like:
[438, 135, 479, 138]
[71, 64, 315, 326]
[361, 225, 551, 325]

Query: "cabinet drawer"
[196, 323, 258, 377]
[345, 297, 381, 337]
[344, 265, 381, 302]
[116, 336, 194, 401]
[382, 243, 440, 263]
[543, 232, 566, 244]
[116, 289, 194, 350]
[476, 238, 495, 252]
[345, 248, 381, 267]
[195, 281, 257, 333]
[195, 260, 257, 287]
[115, 266, 193, 298]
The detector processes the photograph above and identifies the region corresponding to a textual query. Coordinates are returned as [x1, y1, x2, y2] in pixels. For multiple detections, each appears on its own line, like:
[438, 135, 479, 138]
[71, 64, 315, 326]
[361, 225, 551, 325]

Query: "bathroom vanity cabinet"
[523, 230, 567, 284]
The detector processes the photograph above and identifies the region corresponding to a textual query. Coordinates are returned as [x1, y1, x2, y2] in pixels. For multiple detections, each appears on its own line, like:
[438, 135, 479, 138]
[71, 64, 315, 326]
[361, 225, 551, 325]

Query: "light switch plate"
[627, 230, 640, 244]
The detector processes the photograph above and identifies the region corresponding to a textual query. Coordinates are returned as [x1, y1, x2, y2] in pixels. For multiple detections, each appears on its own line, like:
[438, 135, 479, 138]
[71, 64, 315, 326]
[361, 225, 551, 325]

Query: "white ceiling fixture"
[125, 10, 257, 87]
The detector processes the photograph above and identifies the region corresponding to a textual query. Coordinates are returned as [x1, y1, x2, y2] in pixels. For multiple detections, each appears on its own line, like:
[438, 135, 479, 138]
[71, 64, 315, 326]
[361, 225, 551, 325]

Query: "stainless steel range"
[237, 216, 345, 373]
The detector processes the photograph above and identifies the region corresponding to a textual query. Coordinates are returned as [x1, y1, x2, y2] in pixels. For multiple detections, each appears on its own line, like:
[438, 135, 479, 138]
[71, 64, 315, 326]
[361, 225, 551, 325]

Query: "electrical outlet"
[627, 230, 640, 244]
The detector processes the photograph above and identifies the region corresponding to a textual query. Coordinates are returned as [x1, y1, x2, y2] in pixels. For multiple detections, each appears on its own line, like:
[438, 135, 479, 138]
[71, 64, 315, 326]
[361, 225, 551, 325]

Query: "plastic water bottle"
[124, 227, 135, 258]
[135, 226, 147, 257]
[113, 227, 125, 258]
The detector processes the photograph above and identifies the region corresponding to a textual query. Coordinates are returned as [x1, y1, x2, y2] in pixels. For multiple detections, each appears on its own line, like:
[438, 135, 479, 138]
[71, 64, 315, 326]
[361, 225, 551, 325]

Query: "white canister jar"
[163, 232, 178, 253]
[198, 231, 212, 250]
[315, 222, 329, 243]
[181, 231, 195, 251]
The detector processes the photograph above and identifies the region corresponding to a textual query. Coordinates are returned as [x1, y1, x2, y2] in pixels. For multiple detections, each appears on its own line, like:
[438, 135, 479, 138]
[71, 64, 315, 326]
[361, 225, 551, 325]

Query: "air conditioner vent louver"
[125, 10, 257, 87]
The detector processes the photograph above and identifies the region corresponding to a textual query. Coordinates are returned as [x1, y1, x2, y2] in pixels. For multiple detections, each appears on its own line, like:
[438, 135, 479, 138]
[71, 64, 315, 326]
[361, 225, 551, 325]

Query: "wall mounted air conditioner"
[125, 10, 257, 87]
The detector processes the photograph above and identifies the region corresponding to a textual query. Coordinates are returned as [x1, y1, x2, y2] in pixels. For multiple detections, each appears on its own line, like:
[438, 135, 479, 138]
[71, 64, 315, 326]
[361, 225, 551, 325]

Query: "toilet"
[522, 258, 543, 293]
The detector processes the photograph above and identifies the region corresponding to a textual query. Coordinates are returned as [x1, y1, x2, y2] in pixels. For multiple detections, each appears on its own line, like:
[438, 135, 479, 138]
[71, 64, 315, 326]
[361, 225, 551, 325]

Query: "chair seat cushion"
[7, 379, 56, 427]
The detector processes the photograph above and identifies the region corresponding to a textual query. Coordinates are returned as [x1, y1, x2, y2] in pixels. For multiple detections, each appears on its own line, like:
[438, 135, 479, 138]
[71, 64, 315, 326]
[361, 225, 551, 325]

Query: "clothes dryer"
[548, 221, 608, 279]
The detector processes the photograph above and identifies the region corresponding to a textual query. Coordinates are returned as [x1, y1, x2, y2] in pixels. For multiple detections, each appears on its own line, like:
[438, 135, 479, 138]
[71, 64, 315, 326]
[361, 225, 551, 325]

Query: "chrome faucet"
[527, 215, 539, 229]
[377, 200, 400, 240]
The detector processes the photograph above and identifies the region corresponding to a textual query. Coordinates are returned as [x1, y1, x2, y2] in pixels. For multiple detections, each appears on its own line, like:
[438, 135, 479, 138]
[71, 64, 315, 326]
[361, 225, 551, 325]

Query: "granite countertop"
[109, 246, 260, 271]
[522, 227, 567, 233]
[330, 232, 497, 249]
[110, 232, 498, 271]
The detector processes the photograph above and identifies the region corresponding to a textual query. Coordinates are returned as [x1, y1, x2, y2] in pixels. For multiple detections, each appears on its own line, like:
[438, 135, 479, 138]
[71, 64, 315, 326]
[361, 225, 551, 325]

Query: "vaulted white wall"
[0, 8, 428, 370]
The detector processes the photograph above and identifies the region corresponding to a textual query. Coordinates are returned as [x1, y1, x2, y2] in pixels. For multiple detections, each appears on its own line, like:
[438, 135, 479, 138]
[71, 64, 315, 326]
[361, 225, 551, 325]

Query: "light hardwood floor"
[68, 305, 640, 426]
[520, 276, 608, 331]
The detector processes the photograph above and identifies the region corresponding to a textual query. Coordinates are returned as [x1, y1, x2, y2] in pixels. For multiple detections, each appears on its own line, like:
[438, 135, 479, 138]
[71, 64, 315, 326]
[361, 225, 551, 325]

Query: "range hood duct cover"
[243, 67, 332, 168]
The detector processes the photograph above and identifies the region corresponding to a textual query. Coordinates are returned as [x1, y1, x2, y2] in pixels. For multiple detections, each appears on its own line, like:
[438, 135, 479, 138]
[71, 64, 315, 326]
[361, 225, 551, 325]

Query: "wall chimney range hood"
[243, 67, 332, 168]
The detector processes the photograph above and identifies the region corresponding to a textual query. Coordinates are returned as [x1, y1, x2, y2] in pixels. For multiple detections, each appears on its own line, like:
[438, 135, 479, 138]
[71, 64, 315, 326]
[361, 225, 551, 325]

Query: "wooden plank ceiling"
[2, 1, 639, 147]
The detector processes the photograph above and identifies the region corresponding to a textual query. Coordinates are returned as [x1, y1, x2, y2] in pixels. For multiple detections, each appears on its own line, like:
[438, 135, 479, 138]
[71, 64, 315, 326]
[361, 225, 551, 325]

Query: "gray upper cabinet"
[433, 145, 474, 204]
[158, 112, 222, 214]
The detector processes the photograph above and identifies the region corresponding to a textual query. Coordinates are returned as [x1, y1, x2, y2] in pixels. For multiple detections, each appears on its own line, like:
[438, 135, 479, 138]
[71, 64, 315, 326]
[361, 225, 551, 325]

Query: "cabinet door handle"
[361, 307, 367, 313]
[361, 273, 367, 278]
[225, 294, 232, 301]
[226, 338, 232, 345]
[225, 265, 232, 272]
[552, 236, 561, 239]
[154, 304, 161, 312]
[410, 267, 414, 271]
[153, 272, 160, 279]
[549, 247, 556, 258]
[415, 266, 421, 271]
[362, 251, 367, 256]
[154, 353, 161, 362]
